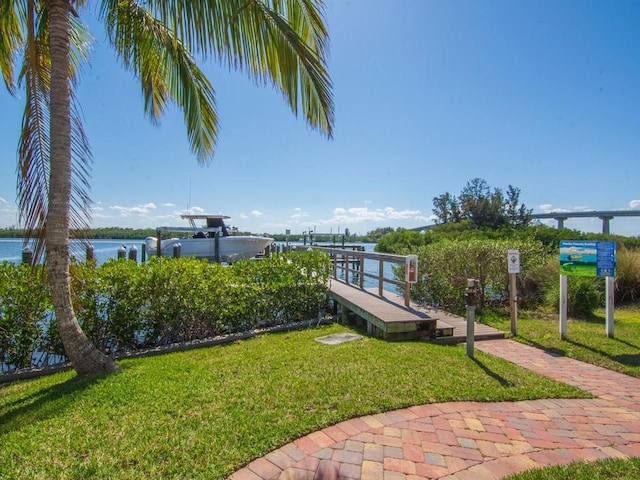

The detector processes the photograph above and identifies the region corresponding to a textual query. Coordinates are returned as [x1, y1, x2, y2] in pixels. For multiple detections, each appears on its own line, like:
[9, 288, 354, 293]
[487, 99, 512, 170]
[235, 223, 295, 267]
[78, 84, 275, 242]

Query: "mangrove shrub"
[1, 251, 331, 373]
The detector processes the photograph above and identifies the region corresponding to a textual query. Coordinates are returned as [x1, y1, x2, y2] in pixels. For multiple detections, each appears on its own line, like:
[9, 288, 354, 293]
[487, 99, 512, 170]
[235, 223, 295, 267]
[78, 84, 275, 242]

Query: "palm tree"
[1, 0, 333, 376]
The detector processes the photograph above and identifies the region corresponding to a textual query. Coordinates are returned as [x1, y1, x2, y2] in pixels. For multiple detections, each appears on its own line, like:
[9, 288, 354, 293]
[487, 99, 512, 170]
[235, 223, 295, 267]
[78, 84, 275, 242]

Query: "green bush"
[0, 251, 332, 373]
[0, 262, 51, 369]
[375, 228, 429, 253]
[543, 276, 602, 317]
[615, 247, 640, 303]
[410, 239, 550, 314]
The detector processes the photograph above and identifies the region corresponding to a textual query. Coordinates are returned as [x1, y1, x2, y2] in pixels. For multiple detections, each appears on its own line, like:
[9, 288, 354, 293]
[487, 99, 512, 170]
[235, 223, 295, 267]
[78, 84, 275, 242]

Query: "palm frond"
[68, 91, 93, 238]
[147, 0, 334, 138]
[0, 0, 27, 95]
[16, 0, 51, 263]
[16, 1, 93, 262]
[101, 0, 218, 163]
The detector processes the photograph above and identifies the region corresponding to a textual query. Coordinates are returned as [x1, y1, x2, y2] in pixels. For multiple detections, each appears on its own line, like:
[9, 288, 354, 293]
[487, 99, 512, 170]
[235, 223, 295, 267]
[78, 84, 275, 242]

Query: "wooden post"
[117, 244, 126, 259]
[345, 254, 350, 284]
[141, 243, 146, 262]
[465, 279, 478, 358]
[86, 245, 95, 263]
[404, 282, 410, 307]
[466, 303, 475, 358]
[172, 243, 181, 258]
[332, 253, 337, 278]
[214, 232, 220, 263]
[359, 254, 364, 289]
[378, 259, 384, 297]
[509, 273, 518, 336]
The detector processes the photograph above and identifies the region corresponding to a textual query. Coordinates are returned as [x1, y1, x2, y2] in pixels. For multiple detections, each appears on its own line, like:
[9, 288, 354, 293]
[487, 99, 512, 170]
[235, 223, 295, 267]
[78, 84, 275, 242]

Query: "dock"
[328, 280, 505, 343]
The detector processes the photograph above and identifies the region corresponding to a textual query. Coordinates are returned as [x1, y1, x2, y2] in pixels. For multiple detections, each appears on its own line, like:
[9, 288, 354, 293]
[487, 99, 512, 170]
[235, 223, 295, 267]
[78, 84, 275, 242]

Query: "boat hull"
[145, 236, 274, 263]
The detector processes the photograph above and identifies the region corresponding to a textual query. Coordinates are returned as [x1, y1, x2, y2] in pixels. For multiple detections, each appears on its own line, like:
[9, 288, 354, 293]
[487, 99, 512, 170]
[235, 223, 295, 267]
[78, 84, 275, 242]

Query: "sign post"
[559, 241, 616, 338]
[559, 274, 568, 339]
[507, 249, 520, 336]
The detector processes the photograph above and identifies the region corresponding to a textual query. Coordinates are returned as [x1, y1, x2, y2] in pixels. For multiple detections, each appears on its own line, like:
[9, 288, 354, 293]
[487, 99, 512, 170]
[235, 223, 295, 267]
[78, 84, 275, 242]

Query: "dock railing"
[309, 246, 413, 307]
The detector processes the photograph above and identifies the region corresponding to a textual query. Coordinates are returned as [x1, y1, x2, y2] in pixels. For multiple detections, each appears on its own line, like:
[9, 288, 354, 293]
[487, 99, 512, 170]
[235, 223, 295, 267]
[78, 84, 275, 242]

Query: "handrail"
[310, 246, 412, 307]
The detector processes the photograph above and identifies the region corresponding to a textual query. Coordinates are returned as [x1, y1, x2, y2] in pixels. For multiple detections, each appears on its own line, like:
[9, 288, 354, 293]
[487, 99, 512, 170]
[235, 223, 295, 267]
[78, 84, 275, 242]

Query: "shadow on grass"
[0, 371, 114, 435]
[578, 313, 607, 325]
[613, 336, 640, 350]
[563, 337, 640, 370]
[471, 357, 514, 387]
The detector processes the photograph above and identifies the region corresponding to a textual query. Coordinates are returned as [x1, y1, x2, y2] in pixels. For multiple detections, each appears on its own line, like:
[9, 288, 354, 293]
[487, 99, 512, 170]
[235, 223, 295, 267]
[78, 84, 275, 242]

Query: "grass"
[479, 303, 640, 480]
[479, 303, 640, 378]
[505, 458, 640, 480]
[0, 323, 588, 479]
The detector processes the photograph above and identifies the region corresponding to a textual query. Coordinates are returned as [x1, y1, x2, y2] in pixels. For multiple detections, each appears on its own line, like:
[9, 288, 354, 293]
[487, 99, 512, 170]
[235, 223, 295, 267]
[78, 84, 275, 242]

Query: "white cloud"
[319, 206, 427, 225]
[383, 207, 422, 219]
[0, 200, 19, 228]
[290, 208, 309, 219]
[239, 212, 248, 219]
[109, 203, 157, 216]
[630, 200, 640, 209]
[162, 202, 176, 208]
[251, 210, 264, 218]
[538, 204, 571, 213]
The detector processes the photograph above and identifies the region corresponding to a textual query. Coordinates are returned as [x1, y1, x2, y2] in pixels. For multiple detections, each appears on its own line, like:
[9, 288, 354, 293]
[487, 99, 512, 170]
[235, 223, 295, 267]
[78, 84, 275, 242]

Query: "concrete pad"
[315, 333, 363, 345]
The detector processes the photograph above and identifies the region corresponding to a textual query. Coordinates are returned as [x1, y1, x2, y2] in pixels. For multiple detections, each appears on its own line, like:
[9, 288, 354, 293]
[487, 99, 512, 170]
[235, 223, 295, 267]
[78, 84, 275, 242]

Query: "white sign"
[507, 249, 520, 273]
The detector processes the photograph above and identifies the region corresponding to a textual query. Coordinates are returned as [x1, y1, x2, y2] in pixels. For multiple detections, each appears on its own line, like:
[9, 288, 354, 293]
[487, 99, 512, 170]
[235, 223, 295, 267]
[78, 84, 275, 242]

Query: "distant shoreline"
[0, 228, 154, 240]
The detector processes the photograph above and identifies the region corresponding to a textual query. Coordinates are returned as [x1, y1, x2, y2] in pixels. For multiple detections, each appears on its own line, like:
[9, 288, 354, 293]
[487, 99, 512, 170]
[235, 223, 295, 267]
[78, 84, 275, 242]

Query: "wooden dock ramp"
[328, 280, 505, 343]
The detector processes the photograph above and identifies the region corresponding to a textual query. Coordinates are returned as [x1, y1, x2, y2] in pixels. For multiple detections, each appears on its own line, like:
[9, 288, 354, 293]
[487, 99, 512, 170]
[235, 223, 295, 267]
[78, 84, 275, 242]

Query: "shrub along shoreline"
[0, 250, 332, 374]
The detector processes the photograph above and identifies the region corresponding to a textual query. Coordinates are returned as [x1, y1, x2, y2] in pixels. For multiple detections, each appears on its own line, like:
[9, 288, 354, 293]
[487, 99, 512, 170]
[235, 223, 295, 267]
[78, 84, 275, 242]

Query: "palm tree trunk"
[48, 0, 118, 376]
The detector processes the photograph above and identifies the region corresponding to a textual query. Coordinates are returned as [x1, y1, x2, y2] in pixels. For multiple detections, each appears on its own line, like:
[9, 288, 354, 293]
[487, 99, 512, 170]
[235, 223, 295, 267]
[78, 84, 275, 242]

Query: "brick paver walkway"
[229, 339, 640, 479]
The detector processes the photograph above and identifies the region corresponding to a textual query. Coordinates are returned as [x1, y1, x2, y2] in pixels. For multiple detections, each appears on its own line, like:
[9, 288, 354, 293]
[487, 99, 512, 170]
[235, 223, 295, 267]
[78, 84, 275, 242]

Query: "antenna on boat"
[187, 178, 191, 214]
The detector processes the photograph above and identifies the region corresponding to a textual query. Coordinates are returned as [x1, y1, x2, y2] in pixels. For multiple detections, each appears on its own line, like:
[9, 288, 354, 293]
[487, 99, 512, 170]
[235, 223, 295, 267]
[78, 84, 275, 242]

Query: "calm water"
[0, 238, 147, 265]
[0, 239, 398, 290]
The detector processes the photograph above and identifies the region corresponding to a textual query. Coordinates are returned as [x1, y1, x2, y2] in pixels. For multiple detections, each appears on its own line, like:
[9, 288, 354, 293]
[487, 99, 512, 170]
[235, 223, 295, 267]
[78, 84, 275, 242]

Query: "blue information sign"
[596, 241, 616, 277]
[560, 240, 616, 277]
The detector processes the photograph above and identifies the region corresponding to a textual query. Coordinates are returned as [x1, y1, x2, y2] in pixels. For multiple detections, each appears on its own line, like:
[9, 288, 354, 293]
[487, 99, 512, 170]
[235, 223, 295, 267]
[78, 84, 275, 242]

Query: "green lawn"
[1, 323, 587, 479]
[505, 458, 640, 480]
[479, 303, 640, 378]
[479, 303, 640, 480]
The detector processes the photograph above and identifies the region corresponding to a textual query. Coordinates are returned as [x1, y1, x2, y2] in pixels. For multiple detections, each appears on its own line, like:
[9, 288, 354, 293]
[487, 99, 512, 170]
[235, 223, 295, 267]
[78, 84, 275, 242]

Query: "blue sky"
[1, 0, 639, 236]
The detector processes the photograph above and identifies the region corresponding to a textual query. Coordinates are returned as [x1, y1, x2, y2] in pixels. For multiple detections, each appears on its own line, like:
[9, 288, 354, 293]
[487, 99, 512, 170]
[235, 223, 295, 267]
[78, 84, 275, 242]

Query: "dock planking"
[328, 279, 505, 343]
[328, 280, 441, 340]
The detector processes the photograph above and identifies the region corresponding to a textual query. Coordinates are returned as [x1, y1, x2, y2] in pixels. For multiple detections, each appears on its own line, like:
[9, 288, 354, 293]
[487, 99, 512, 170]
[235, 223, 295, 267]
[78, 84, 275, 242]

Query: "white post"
[606, 276, 615, 338]
[559, 275, 568, 339]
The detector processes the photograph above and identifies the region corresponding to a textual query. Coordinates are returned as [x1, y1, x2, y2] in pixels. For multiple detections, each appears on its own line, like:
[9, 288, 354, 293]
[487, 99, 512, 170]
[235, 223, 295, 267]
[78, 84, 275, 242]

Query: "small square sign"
[508, 250, 520, 273]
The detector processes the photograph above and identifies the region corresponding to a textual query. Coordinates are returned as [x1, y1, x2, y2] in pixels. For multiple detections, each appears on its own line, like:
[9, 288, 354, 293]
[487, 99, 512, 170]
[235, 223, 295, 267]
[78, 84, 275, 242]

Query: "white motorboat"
[145, 214, 274, 263]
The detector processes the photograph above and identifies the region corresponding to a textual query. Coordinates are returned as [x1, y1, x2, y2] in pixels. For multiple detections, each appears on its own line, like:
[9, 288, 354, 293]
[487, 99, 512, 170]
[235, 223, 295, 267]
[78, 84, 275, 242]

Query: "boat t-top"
[145, 214, 274, 263]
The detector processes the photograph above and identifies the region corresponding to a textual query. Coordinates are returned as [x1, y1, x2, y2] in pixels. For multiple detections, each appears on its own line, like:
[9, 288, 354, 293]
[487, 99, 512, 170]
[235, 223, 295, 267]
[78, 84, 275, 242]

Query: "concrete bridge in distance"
[412, 210, 640, 234]
[531, 210, 640, 234]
